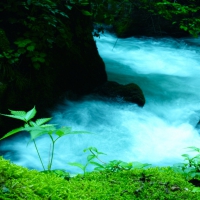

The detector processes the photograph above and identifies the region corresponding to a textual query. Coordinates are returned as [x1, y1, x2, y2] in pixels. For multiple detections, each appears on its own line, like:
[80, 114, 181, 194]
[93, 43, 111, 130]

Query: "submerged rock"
[95, 81, 145, 107]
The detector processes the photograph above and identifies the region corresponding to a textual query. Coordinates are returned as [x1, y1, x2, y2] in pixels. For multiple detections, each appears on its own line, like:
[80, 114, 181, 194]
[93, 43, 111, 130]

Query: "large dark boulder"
[95, 81, 145, 107]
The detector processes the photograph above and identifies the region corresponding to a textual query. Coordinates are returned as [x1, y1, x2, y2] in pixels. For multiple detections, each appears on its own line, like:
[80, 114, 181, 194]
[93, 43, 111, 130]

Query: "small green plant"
[172, 146, 200, 180]
[68, 147, 106, 175]
[0, 106, 89, 171]
[94, 159, 151, 172]
[69, 146, 151, 175]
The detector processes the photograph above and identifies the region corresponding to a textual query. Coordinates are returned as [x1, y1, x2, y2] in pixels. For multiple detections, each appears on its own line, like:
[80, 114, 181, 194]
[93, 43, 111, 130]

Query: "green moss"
[0, 157, 199, 199]
[0, 157, 69, 199]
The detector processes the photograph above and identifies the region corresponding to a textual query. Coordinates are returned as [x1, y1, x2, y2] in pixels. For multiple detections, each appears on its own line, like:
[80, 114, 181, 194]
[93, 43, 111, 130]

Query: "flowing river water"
[1, 33, 200, 174]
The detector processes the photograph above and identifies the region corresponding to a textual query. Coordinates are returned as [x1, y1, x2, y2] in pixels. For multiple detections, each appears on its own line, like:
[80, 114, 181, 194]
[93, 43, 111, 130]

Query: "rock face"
[95, 81, 145, 107]
[0, 5, 107, 135]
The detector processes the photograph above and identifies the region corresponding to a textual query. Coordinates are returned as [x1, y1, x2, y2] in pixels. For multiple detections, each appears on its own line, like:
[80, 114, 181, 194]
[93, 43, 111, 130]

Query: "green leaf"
[81, 10, 92, 16]
[8, 110, 26, 117]
[55, 129, 65, 137]
[184, 167, 196, 173]
[119, 161, 132, 169]
[84, 146, 106, 155]
[25, 106, 36, 121]
[180, 25, 188, 31]
[66, 5, 72, 10]
[87, 155, 96, 162]
[0, 113, 26, 121]
[68, 162, 85, 171]
[14, 52, 20, 57]
[93, 167, 105, 171]
[182, 154, 190, 158]
[59, 12, 69, 18]
[141, 163, 152, 168]
[31, 54, 42, 62]
[0, 127, 25, 140]
[35, 118, 52, 126]
[23, 126, 49, 140]
[26, 125, 55, 132]
[79, 0, 89, 5]
[56, 127, 71, 135]
[23, 123, 28, 128]
[56, 127, 90, 136]
[69, 0, 76, 4]
[37, 57, 45, 63]
[17, 48, 26, 54]
[173, 163, 186, 168]
[132, 162, 151, 169]
[27, 45, 35, 51]
[28, 17, 35, 21]
[15, 39, 32, 47]
[192, 187, 200, 193]
[193, 154, 200, 159]
[90, 161, 104, 168]
[29, 121, 37, 127]
[29, 129, 47, 140]
[189, 172, 199, 179]
[40, 124, 56, 129]
[187, 146, 200, 152]
[84, 147, 97, 153]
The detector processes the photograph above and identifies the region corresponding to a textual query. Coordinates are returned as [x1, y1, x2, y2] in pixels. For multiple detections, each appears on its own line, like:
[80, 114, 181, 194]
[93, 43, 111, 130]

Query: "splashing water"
[1, 33, 200, 174]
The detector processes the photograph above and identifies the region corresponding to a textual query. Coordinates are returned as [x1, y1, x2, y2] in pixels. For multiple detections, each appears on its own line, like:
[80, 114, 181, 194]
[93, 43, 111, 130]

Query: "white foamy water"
[1, 33, 200, 174]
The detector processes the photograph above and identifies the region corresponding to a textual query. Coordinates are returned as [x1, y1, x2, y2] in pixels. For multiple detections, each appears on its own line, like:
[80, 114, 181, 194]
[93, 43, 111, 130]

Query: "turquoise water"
[1, 33, 200, 174]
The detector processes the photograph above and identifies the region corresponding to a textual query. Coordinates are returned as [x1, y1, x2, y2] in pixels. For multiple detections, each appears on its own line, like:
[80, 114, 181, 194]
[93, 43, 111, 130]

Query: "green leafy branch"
[69, 146, 151, 175]
[172, 146, 200, 180]
[0, 106, 90, 171]
[150, 0, 200, 37]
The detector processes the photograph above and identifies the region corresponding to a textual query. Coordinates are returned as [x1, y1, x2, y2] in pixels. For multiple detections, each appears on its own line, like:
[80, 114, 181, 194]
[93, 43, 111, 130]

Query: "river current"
[1, 33, 200, 174]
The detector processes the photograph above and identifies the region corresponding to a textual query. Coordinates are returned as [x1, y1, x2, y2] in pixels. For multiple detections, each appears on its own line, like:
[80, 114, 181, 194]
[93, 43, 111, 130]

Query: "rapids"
[1, 33, 200, 174]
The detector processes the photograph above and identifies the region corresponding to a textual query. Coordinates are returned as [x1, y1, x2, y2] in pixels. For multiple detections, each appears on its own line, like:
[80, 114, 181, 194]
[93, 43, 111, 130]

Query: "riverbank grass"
[0, 157, 200, 199]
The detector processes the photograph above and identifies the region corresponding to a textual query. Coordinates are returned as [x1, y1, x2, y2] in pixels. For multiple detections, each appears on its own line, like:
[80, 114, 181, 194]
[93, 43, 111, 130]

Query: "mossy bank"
[0, 157, 200, 200]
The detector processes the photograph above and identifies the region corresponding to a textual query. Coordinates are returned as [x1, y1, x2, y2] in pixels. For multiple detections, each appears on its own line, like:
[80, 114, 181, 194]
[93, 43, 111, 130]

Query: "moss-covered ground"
[0, 157, 200, 200]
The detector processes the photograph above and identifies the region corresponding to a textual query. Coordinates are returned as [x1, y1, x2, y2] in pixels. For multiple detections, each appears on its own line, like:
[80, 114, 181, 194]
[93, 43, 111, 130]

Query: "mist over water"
[1, 33, 200, 174]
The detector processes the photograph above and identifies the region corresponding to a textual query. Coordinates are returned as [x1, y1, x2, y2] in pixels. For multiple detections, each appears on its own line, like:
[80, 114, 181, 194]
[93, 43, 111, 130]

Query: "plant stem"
[48, 144, 52, 170]
[83, 164, 87, 176]
[33, 139, 45, 171]
[48, 135, 55, 171]
[90, 149, 106, 164]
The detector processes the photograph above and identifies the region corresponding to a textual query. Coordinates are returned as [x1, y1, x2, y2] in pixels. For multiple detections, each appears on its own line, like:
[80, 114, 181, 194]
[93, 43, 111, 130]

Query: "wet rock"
[95, 81, 145, 107]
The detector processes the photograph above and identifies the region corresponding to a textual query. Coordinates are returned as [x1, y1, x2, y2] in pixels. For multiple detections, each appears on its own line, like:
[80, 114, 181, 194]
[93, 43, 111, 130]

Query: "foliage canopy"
[0, 0, 199, 73]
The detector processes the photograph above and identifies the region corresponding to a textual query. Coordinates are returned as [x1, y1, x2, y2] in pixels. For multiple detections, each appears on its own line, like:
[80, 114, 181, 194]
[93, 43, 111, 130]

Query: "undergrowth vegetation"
[1, 107, 200, 199]
[172, 147, 200, 185]
[0, 157, 200, 199]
